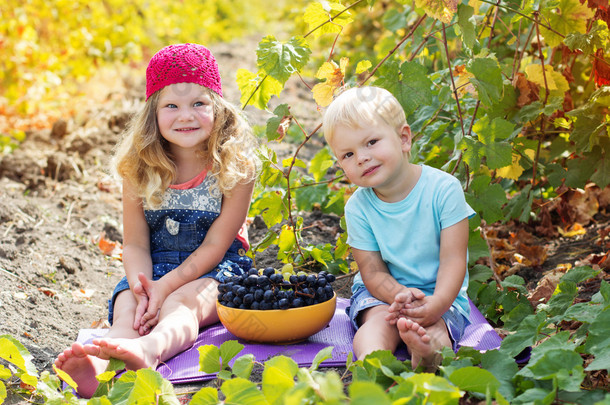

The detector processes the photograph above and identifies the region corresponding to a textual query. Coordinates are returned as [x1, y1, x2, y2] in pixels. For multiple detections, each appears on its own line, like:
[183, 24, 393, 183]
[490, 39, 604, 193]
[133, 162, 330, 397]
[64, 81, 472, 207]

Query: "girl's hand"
[136, 272, 171, 333]
[132, 279, 151, 333]
[385, 288, 426, 325]
[398, 294, 444, 327]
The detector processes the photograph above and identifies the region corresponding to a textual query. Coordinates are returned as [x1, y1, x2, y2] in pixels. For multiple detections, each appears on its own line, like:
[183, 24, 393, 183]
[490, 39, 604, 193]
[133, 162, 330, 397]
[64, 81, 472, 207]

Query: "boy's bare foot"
[89, 337, 159, 371]
[54, 342, 108, 398]
[396, 317, 441, 371]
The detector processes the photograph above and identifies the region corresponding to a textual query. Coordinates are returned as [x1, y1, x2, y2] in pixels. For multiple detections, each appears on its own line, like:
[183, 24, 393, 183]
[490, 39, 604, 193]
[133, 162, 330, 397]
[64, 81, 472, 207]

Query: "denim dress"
[107, 170, 252, 323]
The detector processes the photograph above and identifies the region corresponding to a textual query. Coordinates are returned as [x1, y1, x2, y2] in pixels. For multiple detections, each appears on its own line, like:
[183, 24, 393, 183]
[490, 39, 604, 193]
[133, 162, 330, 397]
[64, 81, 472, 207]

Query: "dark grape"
[217, 268, 335, 310]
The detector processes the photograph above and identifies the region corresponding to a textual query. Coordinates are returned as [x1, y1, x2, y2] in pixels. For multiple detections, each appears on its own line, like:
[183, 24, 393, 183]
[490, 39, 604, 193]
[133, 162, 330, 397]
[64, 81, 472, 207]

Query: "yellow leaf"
[312, 59, 348, 106]
[304, 1, 353, 37]
[356, 60, 372, 74]
[540, 0, 594, 48]
[53, 364, 78, 392]
[414, 0, 458, 24]
[524, 64, 569, 96]
[312, 83, 336, 106]
[496, 153, 524, 180]
[557, 223, 586, 237]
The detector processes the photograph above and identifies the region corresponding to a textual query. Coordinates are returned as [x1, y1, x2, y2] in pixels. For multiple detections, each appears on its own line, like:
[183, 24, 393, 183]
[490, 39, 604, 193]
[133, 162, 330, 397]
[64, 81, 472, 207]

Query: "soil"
[0, 37, 608, 402]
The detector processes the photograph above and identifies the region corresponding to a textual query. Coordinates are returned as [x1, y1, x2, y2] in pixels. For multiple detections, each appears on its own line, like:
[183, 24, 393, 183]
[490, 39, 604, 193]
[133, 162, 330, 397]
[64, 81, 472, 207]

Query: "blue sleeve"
[437, 175, 476, 230]
[345, 194, 379, 252]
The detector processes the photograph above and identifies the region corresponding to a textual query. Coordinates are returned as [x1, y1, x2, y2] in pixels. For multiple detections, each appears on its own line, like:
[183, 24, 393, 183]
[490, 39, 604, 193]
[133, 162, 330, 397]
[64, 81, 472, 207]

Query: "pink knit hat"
[145, 43, 222, 100]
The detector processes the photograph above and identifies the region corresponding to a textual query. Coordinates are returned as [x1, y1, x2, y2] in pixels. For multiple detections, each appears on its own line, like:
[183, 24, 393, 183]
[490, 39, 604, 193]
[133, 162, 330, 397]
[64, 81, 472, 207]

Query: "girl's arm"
[400, 218, 469, 326]
[139, 180, 255, 323]
[121, 181, 154, 331]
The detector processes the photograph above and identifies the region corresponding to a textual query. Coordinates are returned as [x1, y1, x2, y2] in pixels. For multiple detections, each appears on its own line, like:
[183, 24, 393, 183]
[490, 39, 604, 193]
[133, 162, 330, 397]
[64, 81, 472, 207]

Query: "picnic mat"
[76, 297, 503, 384]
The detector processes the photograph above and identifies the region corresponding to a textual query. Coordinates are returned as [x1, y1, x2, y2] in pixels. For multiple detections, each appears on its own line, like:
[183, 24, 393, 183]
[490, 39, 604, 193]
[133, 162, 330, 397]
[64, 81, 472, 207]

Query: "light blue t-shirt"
[345, 164, 476, 319]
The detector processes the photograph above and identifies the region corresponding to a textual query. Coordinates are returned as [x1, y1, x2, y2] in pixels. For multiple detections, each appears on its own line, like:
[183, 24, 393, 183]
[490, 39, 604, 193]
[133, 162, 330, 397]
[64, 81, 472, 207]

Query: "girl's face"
[156, 83, 215, 152]
[329, 121, 412, 195]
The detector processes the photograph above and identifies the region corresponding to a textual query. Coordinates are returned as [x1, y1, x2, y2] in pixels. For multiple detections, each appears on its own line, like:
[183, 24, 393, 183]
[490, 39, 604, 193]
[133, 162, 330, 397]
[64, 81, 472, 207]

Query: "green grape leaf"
[414, 0, 458, 23]
[278, 224, 297, 257]
[503, 184, 533, 222]
[466, 175, 508, 223]
[349, 381, 392, 405]
[457, 4, 476, 50]
[540, 0, 594, 48]
[257, 35, 311, 85]
[481, 350, 518, 401]
[266, 104, 292, 142]
[129, 368, 179, 405]
[468, 57, 504, 107]
[106, 370, 137, 403]
[449, 367, 501, 395]
[237, 69, 282, 110]
[262, 356, 298, 404]
[583, 307, 610, 371]
[309, 147, 334, 182]
[222, 377, 269, 405]
[565, 155, 598, 188]
[304, 1, 353, 37]
[564, 20, 609, 56]
[560, 266, 599, 284]
[294, 183, 330, 212]
[198, 344, 221, 373]
[219, 340, 244, 368]
[311, 346, 334, 370]
[500, 312, 546, 357]
[232, 354, 255, 380]
[252, 191, 286, 227]
[374, 61, 433, 116]
[591, 140, 610, 188]
[190, 387, 219, 405]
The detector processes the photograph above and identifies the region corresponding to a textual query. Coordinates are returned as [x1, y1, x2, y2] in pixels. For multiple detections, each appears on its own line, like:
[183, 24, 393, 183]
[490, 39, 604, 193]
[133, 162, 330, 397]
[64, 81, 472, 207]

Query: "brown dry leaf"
[516, 243, 548, 267]
[528, 266, 569, 307]
[513, 72, 540, 107]
[593, 48, 610, 87]
[97, 231, 123, 259]
[576, 252, 610, 270]
[38, 287, 57, 298]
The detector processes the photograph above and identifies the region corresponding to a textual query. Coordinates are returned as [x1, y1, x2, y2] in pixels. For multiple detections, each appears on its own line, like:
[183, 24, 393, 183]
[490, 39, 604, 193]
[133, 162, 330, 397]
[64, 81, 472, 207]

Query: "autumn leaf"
[513, 72, 540, 107]
[415, 0, 458, 24]
[557, 222, 587, 237]
[236, 68, 283, 110]
[593, 49, 610, 87]
[496, 153, 525, 181]
[312, 57, 348, 106]
[540, 0, 595, 48]
[304, 1, 353, 37]
[98, 232, 123, 258]
[525, 64, 570, 97]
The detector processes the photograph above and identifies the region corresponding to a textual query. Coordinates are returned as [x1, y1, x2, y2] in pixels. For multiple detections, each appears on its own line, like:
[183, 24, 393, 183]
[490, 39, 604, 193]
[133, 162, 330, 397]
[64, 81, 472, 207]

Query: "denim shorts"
[346, 286, 469, 351]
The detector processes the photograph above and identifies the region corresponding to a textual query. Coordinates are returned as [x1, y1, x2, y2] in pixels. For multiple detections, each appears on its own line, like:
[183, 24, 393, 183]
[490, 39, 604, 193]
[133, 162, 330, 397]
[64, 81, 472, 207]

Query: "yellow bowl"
[216, 293, 337, 344]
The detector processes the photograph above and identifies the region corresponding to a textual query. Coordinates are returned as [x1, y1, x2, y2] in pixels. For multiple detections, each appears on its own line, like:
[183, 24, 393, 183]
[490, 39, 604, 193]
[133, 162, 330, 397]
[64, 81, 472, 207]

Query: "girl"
[54, 43, 259, 398]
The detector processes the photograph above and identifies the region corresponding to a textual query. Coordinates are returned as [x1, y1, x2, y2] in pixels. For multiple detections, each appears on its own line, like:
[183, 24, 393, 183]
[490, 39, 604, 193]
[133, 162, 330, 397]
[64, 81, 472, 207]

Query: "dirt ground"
[0, 38, 608, 401]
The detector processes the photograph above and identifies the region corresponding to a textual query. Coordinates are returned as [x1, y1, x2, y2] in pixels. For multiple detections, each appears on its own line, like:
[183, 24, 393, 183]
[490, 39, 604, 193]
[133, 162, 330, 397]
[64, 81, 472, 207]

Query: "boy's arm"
[352, 248, 412, 304]
[401, 218, 469, 325]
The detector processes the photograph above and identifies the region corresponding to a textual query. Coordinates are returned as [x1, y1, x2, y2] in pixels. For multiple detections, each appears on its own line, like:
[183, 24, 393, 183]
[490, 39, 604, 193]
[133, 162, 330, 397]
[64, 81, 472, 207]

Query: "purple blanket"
[76, 298, 502, 384]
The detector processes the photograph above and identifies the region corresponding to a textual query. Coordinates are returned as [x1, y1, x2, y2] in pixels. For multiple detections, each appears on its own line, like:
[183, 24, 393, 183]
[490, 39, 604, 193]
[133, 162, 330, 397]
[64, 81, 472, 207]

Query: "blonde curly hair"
[113, 87, 259, 208]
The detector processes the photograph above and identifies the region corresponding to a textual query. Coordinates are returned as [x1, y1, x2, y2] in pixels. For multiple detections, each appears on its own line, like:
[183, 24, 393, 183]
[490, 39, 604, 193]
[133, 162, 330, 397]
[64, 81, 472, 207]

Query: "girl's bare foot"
[54, 342, 108, 398]
[396, 317, 441, 371]
[90, 337, 159, 371]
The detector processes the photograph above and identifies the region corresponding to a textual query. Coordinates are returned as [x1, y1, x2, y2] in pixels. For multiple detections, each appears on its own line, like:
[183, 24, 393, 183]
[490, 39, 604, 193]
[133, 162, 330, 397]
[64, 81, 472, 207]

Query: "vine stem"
[242, 0, 364, 110]
[361, 14, 427, 85]
[476, 0, 564, 36]
[441, 23, 466, 140]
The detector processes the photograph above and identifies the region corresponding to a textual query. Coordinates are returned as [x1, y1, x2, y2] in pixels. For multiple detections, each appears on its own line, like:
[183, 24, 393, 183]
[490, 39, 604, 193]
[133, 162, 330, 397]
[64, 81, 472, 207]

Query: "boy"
[322, 86, 475, 370]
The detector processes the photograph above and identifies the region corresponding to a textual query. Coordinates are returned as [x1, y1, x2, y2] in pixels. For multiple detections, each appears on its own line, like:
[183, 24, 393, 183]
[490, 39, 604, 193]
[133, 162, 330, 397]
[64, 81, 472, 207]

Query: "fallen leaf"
[528, 267, 566, 307]
[38, 287, 57, 298]
[72, 288, 95, 301]
[557, 222, 586, 237]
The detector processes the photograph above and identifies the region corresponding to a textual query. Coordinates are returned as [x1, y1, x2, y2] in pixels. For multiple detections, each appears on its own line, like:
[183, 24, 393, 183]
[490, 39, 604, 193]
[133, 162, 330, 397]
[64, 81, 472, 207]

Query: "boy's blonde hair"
[113, 87, 259, 208]
[322, 86, 409, 152]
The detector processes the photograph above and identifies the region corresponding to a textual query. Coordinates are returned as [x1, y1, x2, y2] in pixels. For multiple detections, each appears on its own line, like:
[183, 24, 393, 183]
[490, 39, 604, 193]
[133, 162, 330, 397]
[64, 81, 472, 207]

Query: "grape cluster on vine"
[217, 265, 336, 310]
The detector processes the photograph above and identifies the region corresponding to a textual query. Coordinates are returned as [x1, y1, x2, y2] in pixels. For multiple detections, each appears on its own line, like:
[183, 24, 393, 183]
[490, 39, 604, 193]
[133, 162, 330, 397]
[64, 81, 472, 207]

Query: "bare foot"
[396, 318, 440, 371]
[89, 337, 159, 371]
[54, 342, 108, 398]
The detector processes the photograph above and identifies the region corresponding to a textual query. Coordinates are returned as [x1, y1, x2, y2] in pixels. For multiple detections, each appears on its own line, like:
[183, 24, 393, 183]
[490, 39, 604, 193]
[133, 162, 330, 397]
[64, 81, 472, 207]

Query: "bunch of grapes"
[217, 264, 336, 310]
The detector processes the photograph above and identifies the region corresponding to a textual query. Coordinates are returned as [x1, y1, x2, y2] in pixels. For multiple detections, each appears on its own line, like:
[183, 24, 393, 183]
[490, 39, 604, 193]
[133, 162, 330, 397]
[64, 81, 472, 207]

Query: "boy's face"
[329, 121, 412, 191]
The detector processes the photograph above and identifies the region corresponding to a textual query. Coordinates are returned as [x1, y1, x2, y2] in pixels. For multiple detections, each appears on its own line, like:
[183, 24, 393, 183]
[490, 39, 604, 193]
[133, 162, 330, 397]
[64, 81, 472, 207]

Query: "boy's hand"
[385, 288, 426, 325]
[399, 294, 444, 327]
